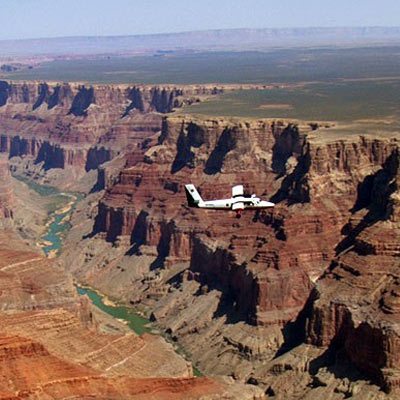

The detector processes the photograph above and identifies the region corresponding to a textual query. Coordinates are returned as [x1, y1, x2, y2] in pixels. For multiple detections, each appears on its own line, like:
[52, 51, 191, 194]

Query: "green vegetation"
[4, 46, 400, 84]
[4, 46, 400, 129]
[193, 366, 203, 377]
[182, 80, 400, 126]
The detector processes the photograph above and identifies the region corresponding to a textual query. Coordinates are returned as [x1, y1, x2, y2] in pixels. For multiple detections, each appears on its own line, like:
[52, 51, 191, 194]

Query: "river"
[76, 286, 152, 335]
[14, 175, 79, 258]
[24, 178, 154, 335]
[20, 176, 202, 375]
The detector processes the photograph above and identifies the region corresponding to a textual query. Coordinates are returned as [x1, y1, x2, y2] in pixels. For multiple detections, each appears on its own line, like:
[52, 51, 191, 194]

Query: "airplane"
[185, 184, 275, 218]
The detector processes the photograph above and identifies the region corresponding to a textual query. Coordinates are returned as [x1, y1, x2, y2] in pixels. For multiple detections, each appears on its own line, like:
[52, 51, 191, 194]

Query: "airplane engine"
[232, 202, 244, 218]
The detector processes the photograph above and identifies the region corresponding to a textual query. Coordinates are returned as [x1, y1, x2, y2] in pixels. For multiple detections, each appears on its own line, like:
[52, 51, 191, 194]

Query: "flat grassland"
[3, 46, 400, 85]
[182, 80, 400, 125]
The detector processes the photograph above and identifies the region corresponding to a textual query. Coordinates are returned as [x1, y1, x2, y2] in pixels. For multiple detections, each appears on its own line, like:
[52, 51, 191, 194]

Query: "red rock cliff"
[0, 155, 13, 219]
[0, 81, 222, 173]
[94, 115, 398, 331]
[306, 146, 400, 391]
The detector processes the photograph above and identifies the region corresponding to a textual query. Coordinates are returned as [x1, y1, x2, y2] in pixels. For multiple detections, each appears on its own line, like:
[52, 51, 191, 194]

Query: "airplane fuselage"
[201, 196, 274, 210]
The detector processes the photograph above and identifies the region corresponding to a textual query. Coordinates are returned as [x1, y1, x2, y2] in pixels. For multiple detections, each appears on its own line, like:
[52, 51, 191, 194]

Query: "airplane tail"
[185, 184, 204, 208]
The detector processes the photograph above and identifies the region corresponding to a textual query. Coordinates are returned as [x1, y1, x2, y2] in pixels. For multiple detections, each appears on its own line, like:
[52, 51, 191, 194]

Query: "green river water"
[19, 176, 202, 375]
[76, 286, 152, 335]
[22, 177, 154, 334]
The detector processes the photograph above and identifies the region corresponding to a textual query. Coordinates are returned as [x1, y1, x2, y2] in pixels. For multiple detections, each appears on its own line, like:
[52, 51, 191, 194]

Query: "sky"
[1, 0, 400, 40]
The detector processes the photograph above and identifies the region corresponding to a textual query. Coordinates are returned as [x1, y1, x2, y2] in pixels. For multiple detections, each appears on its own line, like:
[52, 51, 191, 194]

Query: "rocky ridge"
[60, 113, 400, 398]
[0, 81, 225, 189]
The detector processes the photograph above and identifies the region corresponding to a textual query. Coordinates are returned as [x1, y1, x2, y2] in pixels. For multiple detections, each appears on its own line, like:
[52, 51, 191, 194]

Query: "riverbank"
[76, 285, 153, 335]
[15, 176, 203, 376]
[76, 284, 203, 376]
[13, 175, 81, 258]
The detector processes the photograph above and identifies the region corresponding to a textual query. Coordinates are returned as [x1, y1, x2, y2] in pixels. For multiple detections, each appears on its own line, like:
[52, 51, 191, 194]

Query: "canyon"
[0, 182, 262, 399]
[0, 80, 399, 399]
[0, 207, 232, 398]
[0, 82, 264, 399]
[0, 81, 227, 188]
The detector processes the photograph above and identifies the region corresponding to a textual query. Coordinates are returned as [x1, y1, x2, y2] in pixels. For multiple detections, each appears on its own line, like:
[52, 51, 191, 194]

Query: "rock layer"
[64, 113, 400, 396]
[0, 183, 261, 399]
[0, 155, 13, 219]
[0, 81, 223, 185]
[307, 147, 400, 391]
[94, 116, 397, 321]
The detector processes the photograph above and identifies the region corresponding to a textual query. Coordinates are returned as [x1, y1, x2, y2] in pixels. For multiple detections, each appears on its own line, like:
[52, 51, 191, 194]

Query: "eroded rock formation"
[307, 147, 400, 392]
[60, 113, 399, 398]
[0, 155, 13, 219]
[3, 78, 400, 398]
[0, 81, 223, 188]
[0, 195, 260, 399]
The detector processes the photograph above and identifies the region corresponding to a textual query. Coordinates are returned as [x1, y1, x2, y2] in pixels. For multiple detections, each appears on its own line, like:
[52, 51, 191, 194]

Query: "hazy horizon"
[1, 26, 400, 42]
[2, 0, 400, 41]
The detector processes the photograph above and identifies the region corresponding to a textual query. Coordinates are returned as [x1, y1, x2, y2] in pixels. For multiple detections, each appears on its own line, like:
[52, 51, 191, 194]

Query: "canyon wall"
[94, 116, 398, 322]
[0, 231, 259, 399]
[69, 113, 400, 395]
[0, 172, 258, 399]
[0, 155, 13, 219]
[306, 146, 400, 391]
[0, 81, 222, 181]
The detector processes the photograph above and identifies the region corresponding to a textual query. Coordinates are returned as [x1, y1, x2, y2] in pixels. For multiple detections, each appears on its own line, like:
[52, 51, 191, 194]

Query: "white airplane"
[185, 184, 275, 218]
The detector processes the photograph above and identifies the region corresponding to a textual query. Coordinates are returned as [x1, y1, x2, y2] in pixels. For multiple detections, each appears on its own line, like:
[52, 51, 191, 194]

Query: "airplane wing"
[232, 185, 244, 198]
[232, 202, 244, 211]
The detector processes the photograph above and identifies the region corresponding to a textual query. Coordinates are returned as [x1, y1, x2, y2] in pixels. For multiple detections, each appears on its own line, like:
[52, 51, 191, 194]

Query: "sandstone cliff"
[0, 202, 259, 399]
[0, 155, 13, 220]
[61, 113, 399, 397]
[93, 116, 397, 321]
[306, 147, 400, 392]
[0, 81, 223, 190]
